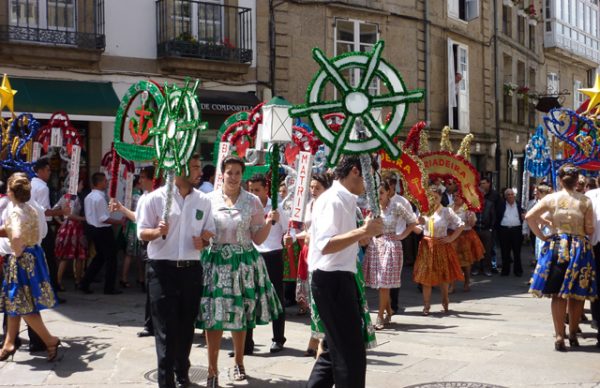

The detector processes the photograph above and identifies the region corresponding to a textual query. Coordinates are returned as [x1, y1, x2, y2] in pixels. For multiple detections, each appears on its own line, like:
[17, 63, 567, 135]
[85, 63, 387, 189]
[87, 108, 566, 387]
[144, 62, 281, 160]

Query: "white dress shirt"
[308, 180, 359, 273]
[500, 202, 521, 227]
[586, 188, 600, 245]
[254, 197, 288, 253]
[31, 176, 51, 221]
[390, 194, 416, 235]
[137, 186, 216, 261]
[0, 200, 48, 255]
[199, 181, 214, 194]
[85, 189, 111, 228]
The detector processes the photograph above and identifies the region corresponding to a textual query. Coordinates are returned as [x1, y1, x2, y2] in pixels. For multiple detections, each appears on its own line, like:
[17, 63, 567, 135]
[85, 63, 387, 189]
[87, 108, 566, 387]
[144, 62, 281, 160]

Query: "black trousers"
[473, 228, 493, 272]
[307, 270, 366, 388]
[41, 223, 58, 288]
[148, 261, 203, 388]
[143, 262, 154, 333]
[81, 226, 117, 293]
[592, 244, 600, 340]
[499, 226, 523, 275]
[245, 249, 285, 349]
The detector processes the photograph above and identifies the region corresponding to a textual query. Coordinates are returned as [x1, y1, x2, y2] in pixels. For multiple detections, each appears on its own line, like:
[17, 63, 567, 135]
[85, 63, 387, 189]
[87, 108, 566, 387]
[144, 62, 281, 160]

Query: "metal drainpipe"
[424, 0, 430, 123]
[493, 0, 501, 185]
[269, 0, 276, 95]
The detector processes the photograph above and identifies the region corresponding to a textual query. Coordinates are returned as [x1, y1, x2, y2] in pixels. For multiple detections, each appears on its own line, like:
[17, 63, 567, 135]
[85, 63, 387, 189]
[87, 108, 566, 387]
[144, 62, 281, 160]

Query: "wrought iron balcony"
[0, 0, 105, 50]
[156, 0, 253, 64]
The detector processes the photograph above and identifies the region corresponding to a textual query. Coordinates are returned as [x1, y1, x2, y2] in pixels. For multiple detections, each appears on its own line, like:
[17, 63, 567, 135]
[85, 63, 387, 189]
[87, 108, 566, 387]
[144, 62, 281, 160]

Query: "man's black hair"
[247, 173, 268, 187]
[91, 172, 106, 187]
[33, 158, 50, 173]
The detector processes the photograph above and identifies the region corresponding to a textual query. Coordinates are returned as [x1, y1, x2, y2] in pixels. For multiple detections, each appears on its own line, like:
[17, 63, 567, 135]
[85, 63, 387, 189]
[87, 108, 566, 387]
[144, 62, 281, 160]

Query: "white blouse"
[422, 207, 464, 238]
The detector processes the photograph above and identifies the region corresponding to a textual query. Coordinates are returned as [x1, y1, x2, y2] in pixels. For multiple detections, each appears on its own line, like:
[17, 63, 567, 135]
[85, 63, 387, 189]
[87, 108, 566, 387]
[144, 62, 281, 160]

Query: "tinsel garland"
[270, 144, 280, 222]
[457, 134, 474, 159]
[161, 170, 175, 239]
[521, 170, 531, 210]
[109, 146, 120, 199]
[440, 126, 454, 152]
[356, 120, 380, 217]
[1, 113, 40, 177]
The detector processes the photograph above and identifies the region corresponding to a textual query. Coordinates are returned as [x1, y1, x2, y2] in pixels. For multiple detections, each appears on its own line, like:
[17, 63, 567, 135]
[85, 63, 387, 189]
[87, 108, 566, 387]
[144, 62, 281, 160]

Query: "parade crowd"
[0, 156, 598, 388]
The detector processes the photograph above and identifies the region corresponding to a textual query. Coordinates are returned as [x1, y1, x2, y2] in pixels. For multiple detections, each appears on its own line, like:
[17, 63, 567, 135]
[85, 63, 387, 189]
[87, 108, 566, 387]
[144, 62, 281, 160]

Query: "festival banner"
[421, 151, 483, 211]
[379, 150, 430, 214]
[291, 151, 313, 222]
[67, 145, 81, 197]
[214, 142, 230, 191]
[124, 171, 134, 210]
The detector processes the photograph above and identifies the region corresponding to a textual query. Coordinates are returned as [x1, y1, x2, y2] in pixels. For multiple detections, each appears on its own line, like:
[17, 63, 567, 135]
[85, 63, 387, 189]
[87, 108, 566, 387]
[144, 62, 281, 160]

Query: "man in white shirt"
[79, 172, 125, 295]
[585, 179, 600, 347]
[307, 156, 383, 388]
[247, 174, 288, 354]
[497, 188, 524, 277]
[137, 154, 215, 388]
[31, 160, 70, 293]
[198, 164, 215, 193]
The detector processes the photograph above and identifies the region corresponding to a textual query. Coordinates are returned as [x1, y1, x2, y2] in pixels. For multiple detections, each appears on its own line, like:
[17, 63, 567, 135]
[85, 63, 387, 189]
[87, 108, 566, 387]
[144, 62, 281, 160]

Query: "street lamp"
[262, 96, 293, 222]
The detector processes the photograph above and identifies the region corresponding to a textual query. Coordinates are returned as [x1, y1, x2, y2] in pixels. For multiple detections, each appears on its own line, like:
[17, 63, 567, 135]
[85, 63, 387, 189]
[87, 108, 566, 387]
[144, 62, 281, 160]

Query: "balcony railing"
[0, 0, 105, 50]
[156, 0, 252, 64]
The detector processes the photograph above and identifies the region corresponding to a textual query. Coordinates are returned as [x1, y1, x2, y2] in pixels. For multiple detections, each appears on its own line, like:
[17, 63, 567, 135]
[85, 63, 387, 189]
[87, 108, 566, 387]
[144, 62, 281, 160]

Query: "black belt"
[151, 260, 201, 268]
[500, 225, 521, 229]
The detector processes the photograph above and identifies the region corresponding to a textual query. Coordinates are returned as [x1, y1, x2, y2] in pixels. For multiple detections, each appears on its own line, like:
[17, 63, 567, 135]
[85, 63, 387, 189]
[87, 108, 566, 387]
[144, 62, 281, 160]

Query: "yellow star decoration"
[0, 74, 17, 113]
[579, 74, 600, 114]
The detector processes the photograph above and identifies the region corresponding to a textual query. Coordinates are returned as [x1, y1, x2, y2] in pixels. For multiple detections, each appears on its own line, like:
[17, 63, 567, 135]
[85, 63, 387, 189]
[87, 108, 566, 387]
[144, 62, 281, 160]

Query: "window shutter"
[448, 0, 459, 19]
[466, 0, 480, 21]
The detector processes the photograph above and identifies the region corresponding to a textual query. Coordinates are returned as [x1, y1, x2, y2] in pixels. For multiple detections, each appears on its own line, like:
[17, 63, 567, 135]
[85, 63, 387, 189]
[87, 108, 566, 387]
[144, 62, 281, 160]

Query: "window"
[547, 72, 560, 93]
[448, 39, 470, 132]
[529, 68, 537, 127]
[587, 68, 596, 87]
[172, 0, 223, 43]
[574, 80, 586, 108]
[529, 24, 536, 49]
[334, 19, 380, 96]
[448, 0, 480, 21]
[502, 5, 512, 37]
[9, 0, 76, 31]
[517, 15, 525, 45]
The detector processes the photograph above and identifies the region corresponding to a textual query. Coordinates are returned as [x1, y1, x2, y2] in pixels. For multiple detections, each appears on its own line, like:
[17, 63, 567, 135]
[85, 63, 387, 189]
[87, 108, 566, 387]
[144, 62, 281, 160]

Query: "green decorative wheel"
[113, 80, 165, 161]
[151, 81, 205, 176]
[290, 41, 424, 166]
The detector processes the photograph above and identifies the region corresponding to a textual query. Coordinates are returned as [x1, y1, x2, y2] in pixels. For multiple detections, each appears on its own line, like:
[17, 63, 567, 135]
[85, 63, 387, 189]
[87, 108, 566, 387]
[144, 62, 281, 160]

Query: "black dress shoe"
[104, 290, 123, 295]
[57, 297, 67, 304]
[79, 285, 94, 294]
[175, 376, 190, 388]
[514, 272, 523, 277]
[29, 343, 47, 353]
[270, 341, 284, 353]
[137, 329, 153, 337]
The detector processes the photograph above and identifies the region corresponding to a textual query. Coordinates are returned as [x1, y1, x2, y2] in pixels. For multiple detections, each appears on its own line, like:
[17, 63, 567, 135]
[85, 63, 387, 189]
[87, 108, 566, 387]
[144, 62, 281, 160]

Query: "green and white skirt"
[198, 244, 283, 331]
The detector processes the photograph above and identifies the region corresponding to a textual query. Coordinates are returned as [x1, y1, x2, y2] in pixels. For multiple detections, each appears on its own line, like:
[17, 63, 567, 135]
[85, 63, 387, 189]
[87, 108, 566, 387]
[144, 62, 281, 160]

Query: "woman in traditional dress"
[54, 179, 87, 290]
[198, 155, 282, 387]
[363, 180, 419, 329]
[293, 173, 331, 357]
[526, 164, 597, 351]
[413, 186, 465, 315]
[120, 176, 145, 289]
[450, 195, 484, 292]
[0, 173, 61, 362]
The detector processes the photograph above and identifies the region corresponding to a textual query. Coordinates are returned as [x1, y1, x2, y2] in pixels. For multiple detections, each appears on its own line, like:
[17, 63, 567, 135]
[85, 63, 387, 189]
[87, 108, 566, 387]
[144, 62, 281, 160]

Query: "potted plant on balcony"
[527, 91, 540, 106]
[527, 3, 540, 25]
[504, 82, 518, 96]
[503, 0, 515, 7]
[517, 86, 530, 100]
[517, 3, 527, 17]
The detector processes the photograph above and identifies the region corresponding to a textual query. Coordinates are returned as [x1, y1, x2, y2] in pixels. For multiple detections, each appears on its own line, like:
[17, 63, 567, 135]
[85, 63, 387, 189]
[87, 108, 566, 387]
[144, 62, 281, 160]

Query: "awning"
[9, 77, 120, 119]
[197, 89, 260, 116]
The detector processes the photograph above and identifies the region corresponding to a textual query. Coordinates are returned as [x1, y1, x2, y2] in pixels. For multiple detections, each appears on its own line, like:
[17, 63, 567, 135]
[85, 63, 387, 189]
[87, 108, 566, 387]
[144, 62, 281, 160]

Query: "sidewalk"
[0, 259, 599, 387]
